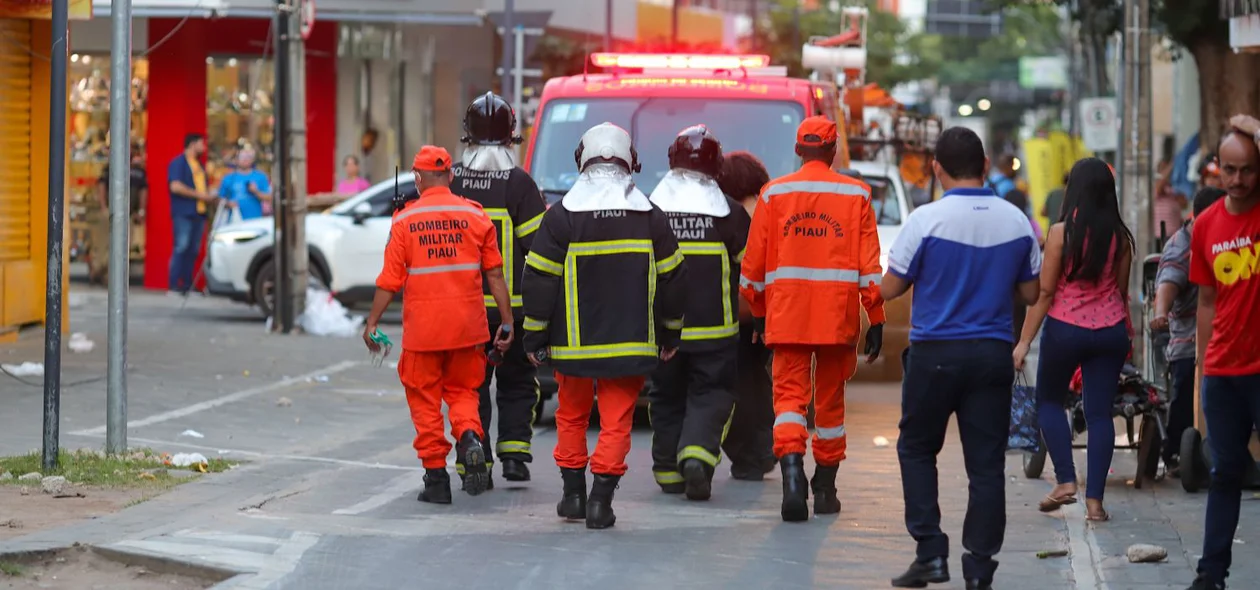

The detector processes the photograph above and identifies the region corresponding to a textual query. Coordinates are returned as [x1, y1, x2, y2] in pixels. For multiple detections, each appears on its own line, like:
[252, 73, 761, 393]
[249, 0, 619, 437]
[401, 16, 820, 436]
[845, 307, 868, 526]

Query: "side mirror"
[351, 202, 372, 224]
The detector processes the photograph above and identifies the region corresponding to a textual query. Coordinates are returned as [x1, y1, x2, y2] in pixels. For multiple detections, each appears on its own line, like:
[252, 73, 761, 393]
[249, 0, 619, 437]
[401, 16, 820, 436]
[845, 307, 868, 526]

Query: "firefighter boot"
[681, 459, 713, 501]
[586, 474, 621, 530]
[502, 458, 531, 482]
[556, 468, 587, 521]
[811, 464, 842, 515]
[418, 469, 452, 505]
[457, 431, 489, 497]
[780, 454, 810, 522]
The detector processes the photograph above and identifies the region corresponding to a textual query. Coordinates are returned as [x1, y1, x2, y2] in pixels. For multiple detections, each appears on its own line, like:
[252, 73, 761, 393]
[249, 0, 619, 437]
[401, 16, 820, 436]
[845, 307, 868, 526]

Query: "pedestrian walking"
[1042, 172, 1068, 222]
[739, 116, 885, 523]
[1013, 157, 1135, 523]
[647, 126, 750, 500]
[451, 92, 549, 487]
[987, 153, 1019, 201]
[882, 127, 1041, 590]
[716, 150, 776, 482]
[1004, 189, 1043, 340]
[166, 133, 217, 295]
[362, 145, 515, 504]
[1183, 119, 1260, 590]
[520, 122, 687, 530]
[1151, 186, 1227, 476]
[217, 148, 270, 220]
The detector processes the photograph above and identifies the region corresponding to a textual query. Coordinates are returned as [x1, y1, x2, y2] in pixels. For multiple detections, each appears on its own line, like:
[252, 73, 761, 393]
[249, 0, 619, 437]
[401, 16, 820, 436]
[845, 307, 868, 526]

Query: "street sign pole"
[272, 0, 291, 333]
[43, 0, 70, 472]
[513, 25, 524, 118]
[106, 0, 134, 455]
[501, 0, 514, 103]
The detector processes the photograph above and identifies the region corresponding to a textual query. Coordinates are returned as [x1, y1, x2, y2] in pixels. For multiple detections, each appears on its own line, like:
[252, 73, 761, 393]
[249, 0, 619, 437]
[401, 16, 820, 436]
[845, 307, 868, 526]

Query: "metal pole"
[1119, 0, 1152, 366]
[287, 0, 308, 324]
[750, 0, 758, 50]
[272, 0, 291, 332]
[105, 0, 133, 454]
[513, 25, 524, 118]
[43, 0, 70, 472]
[501, 0, 514, 103]
[605, 0, 613, 51]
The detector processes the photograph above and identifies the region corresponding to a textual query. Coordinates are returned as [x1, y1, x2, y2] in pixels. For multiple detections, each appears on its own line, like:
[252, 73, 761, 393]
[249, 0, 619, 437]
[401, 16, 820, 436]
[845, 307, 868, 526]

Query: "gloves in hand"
[864, 323, 884, 361]
[752, 316, 766, 336]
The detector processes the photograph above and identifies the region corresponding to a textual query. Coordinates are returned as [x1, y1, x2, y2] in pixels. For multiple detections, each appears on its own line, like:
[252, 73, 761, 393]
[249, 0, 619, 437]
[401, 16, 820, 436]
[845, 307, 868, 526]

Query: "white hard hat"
[574, 122, 640, 173]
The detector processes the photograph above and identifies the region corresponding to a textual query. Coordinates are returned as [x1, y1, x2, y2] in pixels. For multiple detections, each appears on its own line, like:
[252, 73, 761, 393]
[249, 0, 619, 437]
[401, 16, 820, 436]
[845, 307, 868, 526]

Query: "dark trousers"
[1163, 358, 1196, 463]
[722, 328, 775, 471]
[1036, 317, 1129, 500]
[649, 343, 738, 486]
[168, 214, 205, 293]
[465, 317, 539, 470]
[898, 339, 1013, 583]
[1197, 374, 1260, 584]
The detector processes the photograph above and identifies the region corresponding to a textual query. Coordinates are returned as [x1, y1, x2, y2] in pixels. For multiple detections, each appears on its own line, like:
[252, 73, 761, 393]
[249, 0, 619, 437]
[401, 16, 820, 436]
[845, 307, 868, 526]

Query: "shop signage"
[1079, 97, 1118, 152]
[0, 0, 92, 20]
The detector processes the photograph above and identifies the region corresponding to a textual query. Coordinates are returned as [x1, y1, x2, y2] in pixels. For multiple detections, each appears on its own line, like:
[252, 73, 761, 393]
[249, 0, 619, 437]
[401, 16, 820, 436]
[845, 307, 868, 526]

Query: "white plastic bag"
[170, 452, 208, 467]
[297, 287, 363, 337]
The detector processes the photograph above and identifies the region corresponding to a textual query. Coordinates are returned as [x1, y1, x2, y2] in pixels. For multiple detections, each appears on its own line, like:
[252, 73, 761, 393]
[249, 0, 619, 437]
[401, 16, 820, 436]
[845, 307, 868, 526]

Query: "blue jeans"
[1035, 317, 1130, 500]
[1197, 374, 1260, 584]
[168, 214, 205, 293]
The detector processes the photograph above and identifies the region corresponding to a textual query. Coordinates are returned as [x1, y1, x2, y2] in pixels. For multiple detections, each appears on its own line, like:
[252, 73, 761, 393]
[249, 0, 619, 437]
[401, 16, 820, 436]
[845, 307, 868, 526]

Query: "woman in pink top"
[1012, 158, 1134, 522]
[335, 155, 372, 195]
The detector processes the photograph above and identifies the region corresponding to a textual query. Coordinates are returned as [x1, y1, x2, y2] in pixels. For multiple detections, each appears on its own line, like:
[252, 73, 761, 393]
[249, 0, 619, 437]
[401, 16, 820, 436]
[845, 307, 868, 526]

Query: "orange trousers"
[398, 347, 486, 469]
[771, 344, 858, 465]
[554, 373, 645, 476]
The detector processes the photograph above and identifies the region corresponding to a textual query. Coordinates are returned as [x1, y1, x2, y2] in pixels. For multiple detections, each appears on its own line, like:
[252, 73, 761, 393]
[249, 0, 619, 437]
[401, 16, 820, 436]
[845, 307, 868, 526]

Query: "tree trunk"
[1190, 35, 1260, 149]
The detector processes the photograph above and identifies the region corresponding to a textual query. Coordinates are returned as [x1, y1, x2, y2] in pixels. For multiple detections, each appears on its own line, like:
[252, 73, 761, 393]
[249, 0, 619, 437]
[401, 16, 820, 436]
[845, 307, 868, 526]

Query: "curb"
[0, 543, 245, 586]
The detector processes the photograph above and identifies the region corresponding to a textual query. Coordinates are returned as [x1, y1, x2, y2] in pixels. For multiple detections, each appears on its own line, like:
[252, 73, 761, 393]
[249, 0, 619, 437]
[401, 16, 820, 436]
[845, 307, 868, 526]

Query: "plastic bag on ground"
[169, 452, 208, 467]
[1, 362, 44, 377]
[298, 287, 364, 337]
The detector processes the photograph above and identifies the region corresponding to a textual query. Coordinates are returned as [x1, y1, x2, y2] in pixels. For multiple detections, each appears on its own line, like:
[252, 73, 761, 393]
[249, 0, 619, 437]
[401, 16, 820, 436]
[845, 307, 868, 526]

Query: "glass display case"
[206, 55, 275, 182]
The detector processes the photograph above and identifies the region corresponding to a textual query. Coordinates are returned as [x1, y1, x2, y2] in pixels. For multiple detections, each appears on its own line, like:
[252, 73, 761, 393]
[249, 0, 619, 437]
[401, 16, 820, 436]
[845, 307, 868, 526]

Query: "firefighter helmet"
[668, 125, 723, 178]
[462, 92, 521, 145]
[574, 122, 641, 173]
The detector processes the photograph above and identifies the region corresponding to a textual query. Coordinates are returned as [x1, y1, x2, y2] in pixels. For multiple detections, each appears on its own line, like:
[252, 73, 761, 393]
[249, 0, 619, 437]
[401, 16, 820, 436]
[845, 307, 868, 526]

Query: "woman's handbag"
[1008, 372, 1040, 452]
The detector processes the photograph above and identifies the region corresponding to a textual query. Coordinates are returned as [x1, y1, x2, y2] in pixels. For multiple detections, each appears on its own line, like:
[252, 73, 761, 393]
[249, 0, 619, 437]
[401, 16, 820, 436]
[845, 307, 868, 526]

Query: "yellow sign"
[0, 0, 93, 20]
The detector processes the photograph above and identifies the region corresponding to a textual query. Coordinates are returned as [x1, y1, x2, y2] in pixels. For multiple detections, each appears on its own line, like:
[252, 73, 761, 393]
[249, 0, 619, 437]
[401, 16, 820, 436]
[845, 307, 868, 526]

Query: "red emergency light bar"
[591, 52, 771, 70]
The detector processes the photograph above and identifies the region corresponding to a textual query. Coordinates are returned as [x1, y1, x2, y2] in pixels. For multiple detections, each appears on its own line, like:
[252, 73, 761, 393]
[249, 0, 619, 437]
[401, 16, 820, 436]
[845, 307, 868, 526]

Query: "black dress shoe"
[502, 458, 531, 482]
[966, 579, 992, 590]
[891, 556, 950, 588]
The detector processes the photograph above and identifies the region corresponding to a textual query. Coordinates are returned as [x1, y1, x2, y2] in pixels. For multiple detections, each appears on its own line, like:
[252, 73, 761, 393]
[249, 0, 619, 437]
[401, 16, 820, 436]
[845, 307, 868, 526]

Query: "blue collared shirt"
[887, 187, 1043, 343]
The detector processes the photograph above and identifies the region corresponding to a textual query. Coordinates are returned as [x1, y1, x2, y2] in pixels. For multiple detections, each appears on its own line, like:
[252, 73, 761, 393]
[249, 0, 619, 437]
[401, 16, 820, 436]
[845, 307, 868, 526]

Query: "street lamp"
[958, 104, 974, 117]
[977, 98, 992, 111]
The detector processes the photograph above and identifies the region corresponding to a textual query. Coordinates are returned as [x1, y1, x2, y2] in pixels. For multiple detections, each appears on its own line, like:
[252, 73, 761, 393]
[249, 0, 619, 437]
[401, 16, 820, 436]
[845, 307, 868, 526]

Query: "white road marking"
[332, 472, 425, 515]
[1064, 502, 1109, 590]
[70, 360, 362, 436]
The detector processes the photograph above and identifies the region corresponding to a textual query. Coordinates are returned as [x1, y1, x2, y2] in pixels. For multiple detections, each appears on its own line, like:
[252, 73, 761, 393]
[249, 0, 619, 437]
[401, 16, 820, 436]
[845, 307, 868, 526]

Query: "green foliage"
[0, 448, 236, 488]
[997, 0, 1226, 48]
[0, 562, 22, 577]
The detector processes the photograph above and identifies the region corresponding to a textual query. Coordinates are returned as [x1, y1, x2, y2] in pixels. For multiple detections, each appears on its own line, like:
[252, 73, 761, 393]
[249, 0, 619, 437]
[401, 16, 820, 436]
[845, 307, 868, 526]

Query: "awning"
[92, 0, 227, 18]
[1221, 0, 1260, 19]
[90, 0, 482, 25]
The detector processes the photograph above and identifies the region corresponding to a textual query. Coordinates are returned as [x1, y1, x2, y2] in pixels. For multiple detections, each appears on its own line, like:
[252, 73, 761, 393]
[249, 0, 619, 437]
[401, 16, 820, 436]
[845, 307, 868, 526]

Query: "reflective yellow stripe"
[681, 323, 740, 340]
[496, 441, 531, 454]
[734, 247, 746, 263]
[679, 242, 725, 256]
[663, 318, 684, 330]
[486, 208, 516, 305]
[678, 241, 734, 327]
[484, 294, 524, 306]
[569, 239, 653, 256]
[550, 342, 658, 360]
[455, 461, 495, 475]
[565, 254, 581, 347]
[526, 252, 563, 275]
[516, 212, 544, 237]
[654, 470, 684, 485]
[678, 445, 720, 467]
[656, 250, 684, 274]
[564, 240, 657, 349]
[523, 316, 549, 331]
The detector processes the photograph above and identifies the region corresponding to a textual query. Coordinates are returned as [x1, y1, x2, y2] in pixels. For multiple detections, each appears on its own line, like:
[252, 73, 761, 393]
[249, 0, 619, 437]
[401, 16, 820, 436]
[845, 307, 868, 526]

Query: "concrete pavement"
[1, 286, 1256, 589]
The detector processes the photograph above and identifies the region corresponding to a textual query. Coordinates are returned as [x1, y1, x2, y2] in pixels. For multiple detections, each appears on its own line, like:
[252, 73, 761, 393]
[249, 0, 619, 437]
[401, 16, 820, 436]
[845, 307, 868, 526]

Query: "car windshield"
[529, 97, 805, 200]
[865, 176, 902, 226]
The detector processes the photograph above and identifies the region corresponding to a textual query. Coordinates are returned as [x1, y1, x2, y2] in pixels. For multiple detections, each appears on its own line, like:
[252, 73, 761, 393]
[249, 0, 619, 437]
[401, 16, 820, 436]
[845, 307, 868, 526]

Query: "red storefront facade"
[141, 16, 337, 290]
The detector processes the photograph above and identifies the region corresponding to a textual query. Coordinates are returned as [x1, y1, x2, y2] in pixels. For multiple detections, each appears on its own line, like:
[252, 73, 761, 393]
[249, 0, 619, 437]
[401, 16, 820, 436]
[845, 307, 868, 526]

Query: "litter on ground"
[179, 430, 205, 439]
[68, 333, 95, 353]
[168, 453, 209, 468]
[2, 362, 44, 377]
[298, 288, 363, 337]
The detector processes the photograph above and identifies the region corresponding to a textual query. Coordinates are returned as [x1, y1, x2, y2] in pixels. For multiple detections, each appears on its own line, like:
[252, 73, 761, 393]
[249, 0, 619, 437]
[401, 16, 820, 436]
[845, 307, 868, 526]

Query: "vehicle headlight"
[213, 229, 267, 244]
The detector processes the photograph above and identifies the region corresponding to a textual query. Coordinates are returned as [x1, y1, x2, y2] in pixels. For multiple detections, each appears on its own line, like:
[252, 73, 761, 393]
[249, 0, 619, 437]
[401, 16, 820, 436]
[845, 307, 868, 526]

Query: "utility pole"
[1120, 0, 1152, 363]
[105, 0, 133, 455]
[285, 0, 308, 329]
[605, 0, 612, 51]
[513, 25, 524, 118]
[501, 0, 514, 103]
[43, 0, 69, 472]
[272, 0, 292, 332]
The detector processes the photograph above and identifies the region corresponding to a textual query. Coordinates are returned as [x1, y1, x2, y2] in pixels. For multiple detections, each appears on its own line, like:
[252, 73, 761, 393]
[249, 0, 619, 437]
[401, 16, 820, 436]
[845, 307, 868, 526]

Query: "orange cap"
[797, 116, 838, 147]
[413, 146, 453, 172]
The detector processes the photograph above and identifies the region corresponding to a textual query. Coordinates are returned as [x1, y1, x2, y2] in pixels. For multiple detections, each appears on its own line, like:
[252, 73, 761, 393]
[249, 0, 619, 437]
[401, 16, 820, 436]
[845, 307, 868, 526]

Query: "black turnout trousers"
[898, 339, 1013, 583]
[722, 324, 775, 471]
[649, 343, 738, 484]
[462, 316, 539, 471]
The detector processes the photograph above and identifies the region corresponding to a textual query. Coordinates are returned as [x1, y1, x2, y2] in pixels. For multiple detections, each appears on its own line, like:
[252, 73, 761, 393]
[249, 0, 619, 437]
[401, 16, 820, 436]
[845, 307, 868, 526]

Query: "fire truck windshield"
[530, 97, 805, 201]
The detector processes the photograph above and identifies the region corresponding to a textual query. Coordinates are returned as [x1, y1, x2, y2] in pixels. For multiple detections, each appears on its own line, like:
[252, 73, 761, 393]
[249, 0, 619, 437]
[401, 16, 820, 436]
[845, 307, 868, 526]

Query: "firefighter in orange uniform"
[363, 146, 515, 505]
[739, 116, 886, 522]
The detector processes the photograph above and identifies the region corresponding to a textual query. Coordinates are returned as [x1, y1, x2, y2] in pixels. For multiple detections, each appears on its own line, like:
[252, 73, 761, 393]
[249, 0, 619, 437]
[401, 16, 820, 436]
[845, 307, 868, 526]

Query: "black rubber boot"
[780, 454, 809, 522]
[418, 469, 452, 504]
[456, 431, 489, 496]
[586, 474, 621, 530]
[557, 468, 587, 520]
[811, 464, 842, 515]
[459, 469, 494, 491]
[502, 458, 531, 482]
[681, 459, 713, 501]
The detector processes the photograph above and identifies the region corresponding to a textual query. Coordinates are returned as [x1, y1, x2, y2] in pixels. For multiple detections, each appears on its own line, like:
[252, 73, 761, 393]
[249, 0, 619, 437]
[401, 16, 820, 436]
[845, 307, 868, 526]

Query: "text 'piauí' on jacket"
[661, 204, 751, 351]
[521, 206, 688, 378]
[376, 186, 503, 353]
[452, 164, 547, 311]
[739, 160, 886, 346]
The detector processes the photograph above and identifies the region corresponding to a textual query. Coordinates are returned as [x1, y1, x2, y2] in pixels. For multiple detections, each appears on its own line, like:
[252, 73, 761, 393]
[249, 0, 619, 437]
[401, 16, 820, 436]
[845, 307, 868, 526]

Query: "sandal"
[1038, 493, 1078, 512]
[1086, 505, 1110, 522]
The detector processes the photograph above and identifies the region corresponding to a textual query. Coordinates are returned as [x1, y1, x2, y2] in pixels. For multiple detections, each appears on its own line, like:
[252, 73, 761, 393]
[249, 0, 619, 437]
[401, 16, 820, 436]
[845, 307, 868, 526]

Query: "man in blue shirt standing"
[218, 148, 271, 220]
[987, 153, 1018, 200]
[882, 127, 1042, 590]
[167, 133, 216, 295]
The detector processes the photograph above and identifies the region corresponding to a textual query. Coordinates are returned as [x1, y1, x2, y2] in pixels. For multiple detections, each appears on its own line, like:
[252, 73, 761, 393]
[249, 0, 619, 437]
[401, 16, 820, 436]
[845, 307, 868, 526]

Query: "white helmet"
[574, 122, 641, 173]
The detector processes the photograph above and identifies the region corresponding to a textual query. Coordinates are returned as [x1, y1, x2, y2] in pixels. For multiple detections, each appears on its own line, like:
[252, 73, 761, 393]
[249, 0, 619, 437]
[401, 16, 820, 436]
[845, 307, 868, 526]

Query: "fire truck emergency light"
[591, 53, 771, 70]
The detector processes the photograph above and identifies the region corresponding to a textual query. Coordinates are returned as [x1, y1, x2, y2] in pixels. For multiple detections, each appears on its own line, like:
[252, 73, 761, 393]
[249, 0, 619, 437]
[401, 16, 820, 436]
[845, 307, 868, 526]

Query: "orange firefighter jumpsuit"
[738, 118, 886, 467]
[376, 149, 504, 470]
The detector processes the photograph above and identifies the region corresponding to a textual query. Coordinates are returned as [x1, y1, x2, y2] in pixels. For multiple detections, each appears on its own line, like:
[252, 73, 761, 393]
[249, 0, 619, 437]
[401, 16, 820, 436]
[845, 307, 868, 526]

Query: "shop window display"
[206, 56, 275, 189]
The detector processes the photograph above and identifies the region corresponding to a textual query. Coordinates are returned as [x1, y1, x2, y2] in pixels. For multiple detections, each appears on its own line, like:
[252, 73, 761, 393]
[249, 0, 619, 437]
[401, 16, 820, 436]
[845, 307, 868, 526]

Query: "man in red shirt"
[1186, 123, 1260, 590]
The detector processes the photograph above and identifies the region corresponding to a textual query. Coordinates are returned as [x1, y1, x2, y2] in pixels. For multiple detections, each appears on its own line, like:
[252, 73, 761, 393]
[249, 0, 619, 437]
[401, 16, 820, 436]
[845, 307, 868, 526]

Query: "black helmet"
[462, 92, 521, 145]
[667, 125, 723, 178]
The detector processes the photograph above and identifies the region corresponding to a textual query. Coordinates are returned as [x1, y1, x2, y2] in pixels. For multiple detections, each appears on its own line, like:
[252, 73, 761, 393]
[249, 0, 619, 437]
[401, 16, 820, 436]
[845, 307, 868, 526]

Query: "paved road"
[1, 287, 1257, 589]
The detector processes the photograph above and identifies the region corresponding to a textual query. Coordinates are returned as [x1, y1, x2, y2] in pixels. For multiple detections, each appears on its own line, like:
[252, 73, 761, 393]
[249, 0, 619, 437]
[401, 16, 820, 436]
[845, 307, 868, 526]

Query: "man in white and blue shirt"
[881, 127, 1042, 590]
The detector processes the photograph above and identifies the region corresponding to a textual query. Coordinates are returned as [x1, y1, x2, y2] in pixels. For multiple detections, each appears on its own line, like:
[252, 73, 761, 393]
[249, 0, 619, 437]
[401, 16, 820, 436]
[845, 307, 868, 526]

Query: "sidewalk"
[0, 287, 1255, 589]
